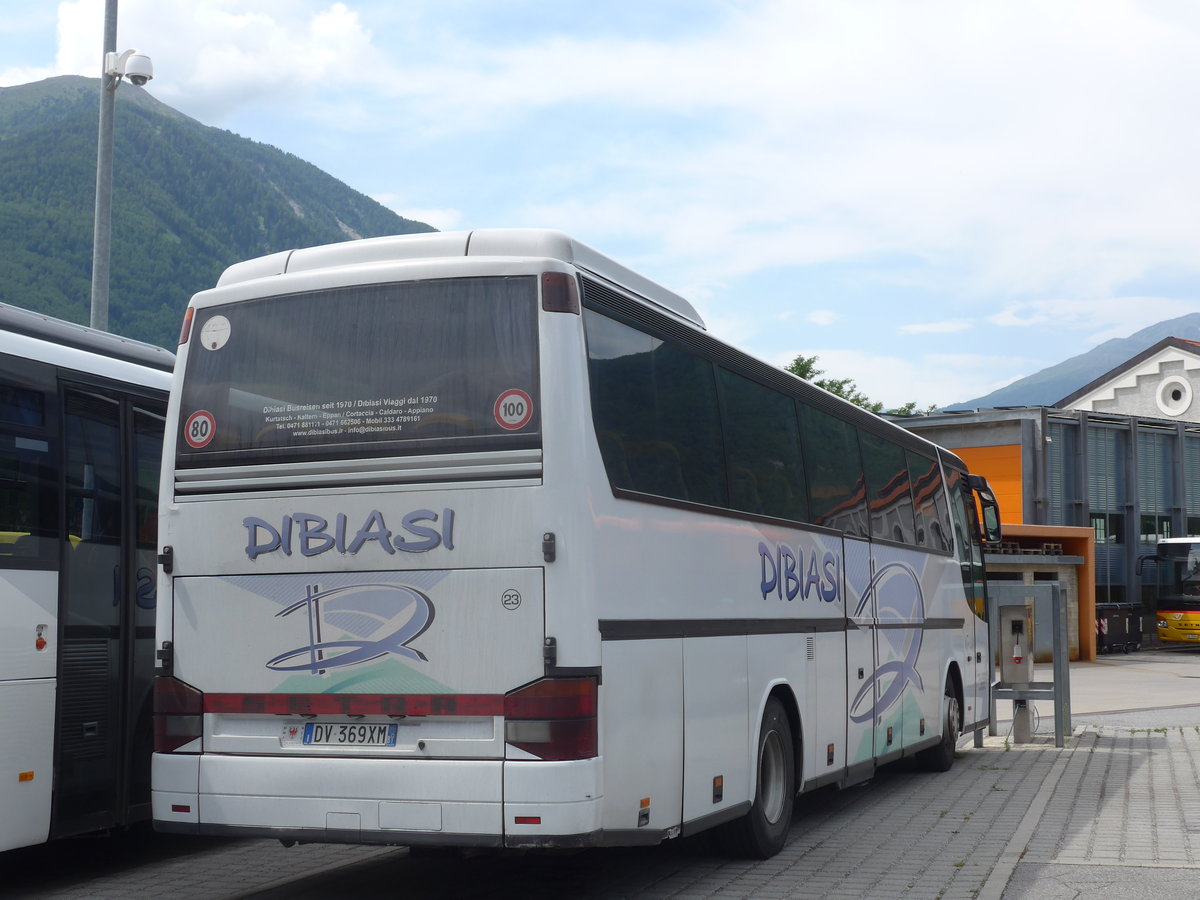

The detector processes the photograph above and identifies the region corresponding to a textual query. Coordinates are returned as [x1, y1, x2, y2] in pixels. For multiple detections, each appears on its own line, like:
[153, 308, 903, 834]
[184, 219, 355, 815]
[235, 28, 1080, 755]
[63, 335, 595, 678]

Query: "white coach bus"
[0, 305, 172, 854]
[152, 230, 999, 858]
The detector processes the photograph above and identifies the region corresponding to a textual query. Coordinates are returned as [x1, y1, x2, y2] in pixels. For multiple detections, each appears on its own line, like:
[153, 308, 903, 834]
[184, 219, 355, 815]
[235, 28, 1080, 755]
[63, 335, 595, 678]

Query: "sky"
[4, 0, 1200, 408]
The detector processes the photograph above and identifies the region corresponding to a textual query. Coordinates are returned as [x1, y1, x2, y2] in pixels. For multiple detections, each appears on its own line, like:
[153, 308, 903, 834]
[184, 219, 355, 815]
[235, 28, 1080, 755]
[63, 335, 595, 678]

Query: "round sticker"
[199, 315, 231, 351]
[184, 410, 216, 449]
[494, 389, 533, 431]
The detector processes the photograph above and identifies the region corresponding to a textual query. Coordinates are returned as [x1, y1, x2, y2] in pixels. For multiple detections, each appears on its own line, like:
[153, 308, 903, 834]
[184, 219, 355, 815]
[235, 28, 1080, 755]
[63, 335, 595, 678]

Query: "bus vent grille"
[60, 641, 112, 758]
[807, 635, 815, 660]
[174, 448, 543, 495]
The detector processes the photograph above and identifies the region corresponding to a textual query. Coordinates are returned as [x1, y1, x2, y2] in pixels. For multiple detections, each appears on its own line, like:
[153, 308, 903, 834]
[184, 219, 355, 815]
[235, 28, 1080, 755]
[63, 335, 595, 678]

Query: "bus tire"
[717, 697, 795, 859]
[918, 684, 961, 773]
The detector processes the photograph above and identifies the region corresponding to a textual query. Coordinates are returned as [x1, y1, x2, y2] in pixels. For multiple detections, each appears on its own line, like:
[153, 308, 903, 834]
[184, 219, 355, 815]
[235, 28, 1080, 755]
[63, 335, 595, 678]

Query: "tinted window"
[718, 369, 807, 521]
[908, 450, 952, 551]
[0, 434, 55, 564]
[64, 391, 124, 634]
[585, 311, 726, 507]
[860, 431, 915, 544]
[799, 405, 867, 537]
[178, 276, 539, 464]
[0, 362, 56, 566]
[947, 468, 987, 620]
[0, 383, 44, 427]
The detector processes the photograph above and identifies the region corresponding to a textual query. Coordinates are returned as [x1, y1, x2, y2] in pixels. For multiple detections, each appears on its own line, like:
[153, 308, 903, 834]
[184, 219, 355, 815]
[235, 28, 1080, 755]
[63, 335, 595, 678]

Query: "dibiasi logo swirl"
[849, 561, 925, 724]
[265, 582, 436, 675]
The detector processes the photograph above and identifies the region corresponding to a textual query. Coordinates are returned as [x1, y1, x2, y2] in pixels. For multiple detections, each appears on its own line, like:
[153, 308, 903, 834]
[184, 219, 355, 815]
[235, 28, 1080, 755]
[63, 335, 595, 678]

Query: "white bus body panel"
[0, 680, 55, 852]
[0, 571, 58, 853]
[170, 567, 544, 704]
[590, 484, 971, 831]
[154, 753, 603, 841]
[598, 639, 683, 836]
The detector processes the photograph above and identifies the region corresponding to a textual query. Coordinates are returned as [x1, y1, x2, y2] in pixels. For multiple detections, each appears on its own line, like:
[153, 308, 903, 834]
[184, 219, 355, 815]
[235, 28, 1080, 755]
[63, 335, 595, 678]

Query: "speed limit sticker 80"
[494, 389, 533, 431]
[184, 410, 216, 448]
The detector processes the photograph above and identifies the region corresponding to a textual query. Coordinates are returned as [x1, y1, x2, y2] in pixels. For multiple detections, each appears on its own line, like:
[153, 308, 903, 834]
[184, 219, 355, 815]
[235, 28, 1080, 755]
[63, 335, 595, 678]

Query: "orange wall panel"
[953, 445, 1023, 525]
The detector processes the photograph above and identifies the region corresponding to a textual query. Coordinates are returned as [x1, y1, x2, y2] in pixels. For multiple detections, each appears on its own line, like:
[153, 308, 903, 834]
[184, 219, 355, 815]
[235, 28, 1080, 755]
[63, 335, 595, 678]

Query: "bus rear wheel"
[717, 697, 795, 859]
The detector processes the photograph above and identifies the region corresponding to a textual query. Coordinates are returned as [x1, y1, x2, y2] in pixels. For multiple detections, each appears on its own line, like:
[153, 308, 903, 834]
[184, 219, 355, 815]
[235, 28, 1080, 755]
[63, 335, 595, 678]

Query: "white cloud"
[9, 0, 1200, 386]
[806, 310, 840, 326]
[774, 347, 1041, 410]
[987, 296, 1198, 343]
[25, 0, 1200, 308]
[5, 1, 385, 124]
[0, 63, 57, 85]
[372, 197, 461, 231]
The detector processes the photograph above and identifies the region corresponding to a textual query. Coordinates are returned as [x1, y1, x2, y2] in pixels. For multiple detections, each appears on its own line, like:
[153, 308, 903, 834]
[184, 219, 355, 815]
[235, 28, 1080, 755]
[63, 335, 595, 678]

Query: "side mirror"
[967, 473, 1002, 544]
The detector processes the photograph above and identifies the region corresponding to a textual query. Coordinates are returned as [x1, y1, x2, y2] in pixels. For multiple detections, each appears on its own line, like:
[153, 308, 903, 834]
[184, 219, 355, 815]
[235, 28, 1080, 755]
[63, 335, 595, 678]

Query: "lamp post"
[89, 0, 153, 332]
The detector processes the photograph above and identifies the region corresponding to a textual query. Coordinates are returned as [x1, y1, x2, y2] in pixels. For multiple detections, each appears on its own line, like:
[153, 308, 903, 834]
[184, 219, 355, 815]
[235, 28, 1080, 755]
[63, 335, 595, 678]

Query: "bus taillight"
[154, 675, 203, 753]
[504, 677, 598, 761]
[177, 306, 194, 345]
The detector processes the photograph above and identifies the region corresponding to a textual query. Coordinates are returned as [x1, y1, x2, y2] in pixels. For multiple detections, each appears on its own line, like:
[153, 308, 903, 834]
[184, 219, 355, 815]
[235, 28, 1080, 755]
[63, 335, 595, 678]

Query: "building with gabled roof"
[1057, 336, 1200, 418]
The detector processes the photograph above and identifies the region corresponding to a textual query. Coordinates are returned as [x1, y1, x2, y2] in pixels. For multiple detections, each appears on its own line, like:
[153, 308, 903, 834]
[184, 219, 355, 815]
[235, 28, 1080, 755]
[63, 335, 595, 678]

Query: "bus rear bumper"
[151, 752, 604, 848]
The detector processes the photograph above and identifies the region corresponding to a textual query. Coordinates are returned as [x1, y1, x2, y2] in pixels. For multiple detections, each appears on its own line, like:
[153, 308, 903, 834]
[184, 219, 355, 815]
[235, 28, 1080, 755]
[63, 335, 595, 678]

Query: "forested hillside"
[0, 76, 433, 348]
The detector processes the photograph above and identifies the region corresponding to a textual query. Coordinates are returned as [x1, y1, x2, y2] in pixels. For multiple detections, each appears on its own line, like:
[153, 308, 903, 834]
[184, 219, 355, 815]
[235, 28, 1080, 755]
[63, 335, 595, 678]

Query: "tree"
[785, 354, 937, 417]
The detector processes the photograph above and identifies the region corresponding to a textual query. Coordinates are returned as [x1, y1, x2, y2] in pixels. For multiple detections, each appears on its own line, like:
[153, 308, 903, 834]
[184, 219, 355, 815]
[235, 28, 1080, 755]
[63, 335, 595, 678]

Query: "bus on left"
[0, 304, 172, 854]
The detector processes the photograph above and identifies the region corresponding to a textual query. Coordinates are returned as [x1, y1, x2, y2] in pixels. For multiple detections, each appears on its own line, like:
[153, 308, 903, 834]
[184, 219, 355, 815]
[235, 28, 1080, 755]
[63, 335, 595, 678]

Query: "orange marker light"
[18, 771, 34, 783]
[178, 307, 195, 345]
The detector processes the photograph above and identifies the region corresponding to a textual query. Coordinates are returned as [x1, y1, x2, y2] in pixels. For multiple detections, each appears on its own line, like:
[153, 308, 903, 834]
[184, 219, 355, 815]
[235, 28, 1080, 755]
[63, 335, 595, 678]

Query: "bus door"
[949, 471, 989, 730]
[52, 386, 163, 837]
[844, 536, 876, 775]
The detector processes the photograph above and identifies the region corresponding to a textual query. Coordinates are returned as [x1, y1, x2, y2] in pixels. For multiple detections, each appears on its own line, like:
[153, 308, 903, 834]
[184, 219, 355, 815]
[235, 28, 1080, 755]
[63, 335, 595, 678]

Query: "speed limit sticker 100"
[184, 410, 216, 448]
[494, 389, 533, 431]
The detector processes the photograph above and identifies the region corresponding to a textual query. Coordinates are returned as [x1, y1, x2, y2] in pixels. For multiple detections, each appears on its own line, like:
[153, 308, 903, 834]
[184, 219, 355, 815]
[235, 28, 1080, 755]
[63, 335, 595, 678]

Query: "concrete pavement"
[989, 648, 1200, 899]
[8, 648, 1200, 899]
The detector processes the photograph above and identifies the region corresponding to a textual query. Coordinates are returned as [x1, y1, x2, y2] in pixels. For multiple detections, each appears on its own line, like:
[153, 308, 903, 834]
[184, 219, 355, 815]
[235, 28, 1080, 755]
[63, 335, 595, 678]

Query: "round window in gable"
[1156, 376, 1193, 417]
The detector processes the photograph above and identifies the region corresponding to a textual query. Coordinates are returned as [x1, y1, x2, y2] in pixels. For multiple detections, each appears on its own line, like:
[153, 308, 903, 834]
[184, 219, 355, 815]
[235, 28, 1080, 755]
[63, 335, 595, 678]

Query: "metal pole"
[89, 0, 119, 332]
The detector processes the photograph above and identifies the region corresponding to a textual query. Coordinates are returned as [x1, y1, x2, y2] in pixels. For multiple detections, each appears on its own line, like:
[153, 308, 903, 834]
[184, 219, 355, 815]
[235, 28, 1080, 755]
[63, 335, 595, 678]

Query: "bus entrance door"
[52, 388, 159, 837]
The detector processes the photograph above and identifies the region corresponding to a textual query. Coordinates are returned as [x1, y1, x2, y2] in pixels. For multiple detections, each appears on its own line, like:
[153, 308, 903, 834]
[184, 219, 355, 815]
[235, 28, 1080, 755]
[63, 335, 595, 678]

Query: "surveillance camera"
[122, 52, 153, 87]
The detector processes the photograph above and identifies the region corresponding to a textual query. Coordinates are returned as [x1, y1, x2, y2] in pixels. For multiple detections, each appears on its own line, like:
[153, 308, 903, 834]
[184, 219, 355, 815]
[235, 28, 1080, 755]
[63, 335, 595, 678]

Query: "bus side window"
[908, 450, 951, 552]
[860, 431, 915, 545]
[717, 368, 808, 523]
[947, 469, 986, 619]
[798, 404, 868, 538]
[584, 310, 727, 508]
[0, 374, 55, 566]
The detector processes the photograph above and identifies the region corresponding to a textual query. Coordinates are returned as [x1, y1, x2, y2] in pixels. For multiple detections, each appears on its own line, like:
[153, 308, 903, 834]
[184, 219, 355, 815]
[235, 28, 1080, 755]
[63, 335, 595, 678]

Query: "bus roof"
[214, 229, 706, 330]
[0, 302, 175, 373]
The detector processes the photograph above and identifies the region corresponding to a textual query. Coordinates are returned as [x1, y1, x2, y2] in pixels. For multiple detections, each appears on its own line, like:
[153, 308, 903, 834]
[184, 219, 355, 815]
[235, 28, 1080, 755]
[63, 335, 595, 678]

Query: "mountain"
[0, 76, 434, 348]
[949, 312, 1200, 409]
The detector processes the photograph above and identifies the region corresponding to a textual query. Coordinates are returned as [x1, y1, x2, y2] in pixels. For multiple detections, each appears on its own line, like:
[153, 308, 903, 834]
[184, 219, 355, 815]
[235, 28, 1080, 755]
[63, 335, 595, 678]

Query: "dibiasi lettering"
[758, 541, 840, 602]
[244, 508, 455, 560]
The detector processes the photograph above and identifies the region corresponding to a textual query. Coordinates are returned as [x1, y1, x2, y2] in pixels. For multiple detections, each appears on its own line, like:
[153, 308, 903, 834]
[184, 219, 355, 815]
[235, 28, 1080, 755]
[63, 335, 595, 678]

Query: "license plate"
[1188, 634, 1199, 641]
[301, 722, 398, 746]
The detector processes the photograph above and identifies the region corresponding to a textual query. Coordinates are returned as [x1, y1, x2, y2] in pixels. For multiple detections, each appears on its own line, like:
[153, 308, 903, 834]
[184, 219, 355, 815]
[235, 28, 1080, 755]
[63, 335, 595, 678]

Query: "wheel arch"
[944, 660, 964, 717]
[752, 681, 802, 795]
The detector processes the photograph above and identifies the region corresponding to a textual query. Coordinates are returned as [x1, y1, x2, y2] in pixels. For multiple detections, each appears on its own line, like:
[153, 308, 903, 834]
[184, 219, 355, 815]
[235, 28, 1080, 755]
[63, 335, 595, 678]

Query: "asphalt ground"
[5, 648, 1200, 899]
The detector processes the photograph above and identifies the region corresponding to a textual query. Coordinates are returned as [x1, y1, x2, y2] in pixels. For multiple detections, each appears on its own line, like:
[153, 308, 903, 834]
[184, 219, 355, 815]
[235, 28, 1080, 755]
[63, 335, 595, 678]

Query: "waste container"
[1096, 603, 1143, 653]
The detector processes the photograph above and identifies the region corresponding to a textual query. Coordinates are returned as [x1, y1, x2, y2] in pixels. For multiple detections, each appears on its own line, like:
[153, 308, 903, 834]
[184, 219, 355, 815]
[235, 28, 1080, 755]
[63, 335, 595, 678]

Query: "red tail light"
[504, 677, 597, 761]
[154, 676, 203, 753]
[177, 307, 194, 345]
